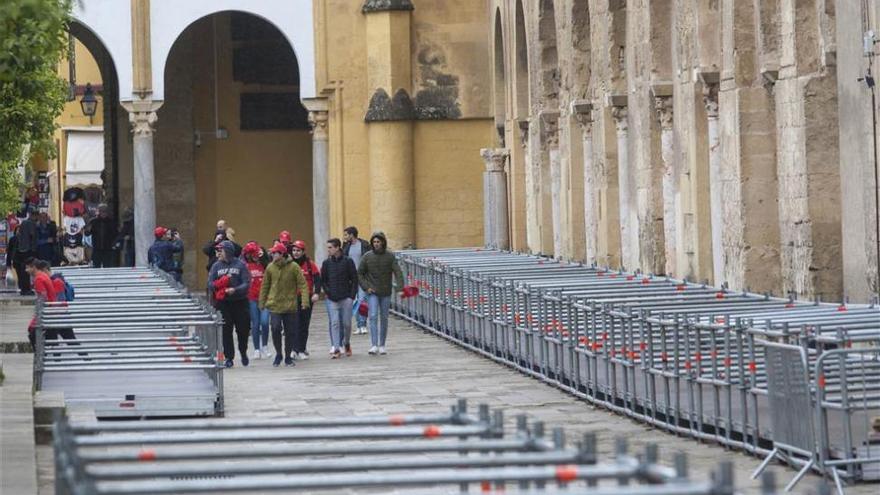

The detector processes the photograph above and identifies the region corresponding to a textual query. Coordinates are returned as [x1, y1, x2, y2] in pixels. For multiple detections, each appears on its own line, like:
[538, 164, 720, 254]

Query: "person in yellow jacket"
[259, 242, 310, 367]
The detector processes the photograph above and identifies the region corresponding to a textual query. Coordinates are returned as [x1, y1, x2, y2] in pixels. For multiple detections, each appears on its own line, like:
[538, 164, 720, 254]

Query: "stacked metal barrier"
[392, 248, 880, 492]
[53, 400, 752, 494]
[35, 266, 224, 418]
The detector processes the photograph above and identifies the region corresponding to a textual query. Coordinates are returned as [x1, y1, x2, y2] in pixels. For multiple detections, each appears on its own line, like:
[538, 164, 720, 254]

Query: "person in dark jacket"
[86, 204, 118, 268]
[202, 226, 241, 273]
[343, 226, 371, 334]
[357, 232, 404, 355]
[291, 240, 321, 360]
[35, 212, 58, 266]
[114, 207, 135, 267]
[147, 227, 184, 281]
[13, 209, 38, 295]
[321, 238, 358, 358]
[208, 240, 251, 367]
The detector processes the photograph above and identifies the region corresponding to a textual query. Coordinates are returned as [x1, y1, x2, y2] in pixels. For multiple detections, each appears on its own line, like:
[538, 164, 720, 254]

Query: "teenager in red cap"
[243, 241, 271, 359]
[259, 241, 309, 367]
[290, 240, 321, 359]
[148, 226, 183, 281]
[278, 230, 293, 255]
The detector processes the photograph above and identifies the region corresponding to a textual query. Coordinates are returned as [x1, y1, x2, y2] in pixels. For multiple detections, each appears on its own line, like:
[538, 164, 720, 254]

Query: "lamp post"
[80, 83, 98, 119]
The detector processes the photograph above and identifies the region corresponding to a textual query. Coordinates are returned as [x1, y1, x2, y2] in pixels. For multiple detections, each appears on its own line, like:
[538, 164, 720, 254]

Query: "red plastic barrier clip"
[389, 415, 405, 426]
[715, 292, 725, 299]
[137, 449, 157, 461]
[555, 465, 578, 483]
[748, 361, 757, 374]
[423, 425, 441, 438]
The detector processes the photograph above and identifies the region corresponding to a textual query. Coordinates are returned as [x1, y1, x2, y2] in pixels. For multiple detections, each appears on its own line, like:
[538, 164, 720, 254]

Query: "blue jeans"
[249, 301, 270, 349]
[326, 298, 353, 349]
[367, 294, 391, 347]
[351, 287, 367, 327]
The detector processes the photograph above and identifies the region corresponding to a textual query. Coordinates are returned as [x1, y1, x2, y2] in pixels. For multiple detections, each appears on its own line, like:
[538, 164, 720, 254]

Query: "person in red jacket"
[243, 241, 271, 359]
[290, 240, 321, 360]
[25, 258, 54, 348]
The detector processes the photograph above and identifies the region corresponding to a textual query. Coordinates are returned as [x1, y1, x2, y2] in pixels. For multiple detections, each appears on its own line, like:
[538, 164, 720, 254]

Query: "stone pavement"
[5, 301, 869, 494]
[0, 353, 38, 495]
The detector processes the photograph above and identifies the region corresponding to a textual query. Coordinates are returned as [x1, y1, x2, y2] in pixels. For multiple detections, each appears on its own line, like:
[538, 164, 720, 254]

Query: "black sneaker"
[241, 354, 249, 367]
[273, 355, 282, 367]
[225, 359, 234, 368]
[284, 357, 295, 367]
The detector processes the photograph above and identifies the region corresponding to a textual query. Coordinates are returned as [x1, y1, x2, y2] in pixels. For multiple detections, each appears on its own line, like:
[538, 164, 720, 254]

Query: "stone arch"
[66, 21, 123, 221]
[570, 0, 591, 99]
[537, 0, 560, 110]
[493, 8, 507, 140]
[151, 0, 315, 102]
[514, 0, 530, 119]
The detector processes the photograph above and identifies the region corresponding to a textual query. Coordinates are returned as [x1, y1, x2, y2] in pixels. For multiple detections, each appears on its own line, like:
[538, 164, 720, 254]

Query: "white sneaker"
[262, 345, 270, 357]
[379, 346, 387, 355]
[301, 351, 310, 361]
[361, 327, 369, 334]
[368, 346, 378, 355]
[255, 349, 262, 359]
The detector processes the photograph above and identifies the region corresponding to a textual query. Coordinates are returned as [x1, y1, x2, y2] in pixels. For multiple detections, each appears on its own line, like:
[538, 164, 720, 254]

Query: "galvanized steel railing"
[34, 266, 225, 418]
[52, 400, 756, 494]
[391, 248, 880, 492]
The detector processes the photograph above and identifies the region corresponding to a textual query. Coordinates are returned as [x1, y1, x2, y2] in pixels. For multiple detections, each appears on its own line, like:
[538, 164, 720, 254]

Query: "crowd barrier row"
[392, 248, 880, 493]
[35, 266, 225, 418]
[53, 399, 770, 494]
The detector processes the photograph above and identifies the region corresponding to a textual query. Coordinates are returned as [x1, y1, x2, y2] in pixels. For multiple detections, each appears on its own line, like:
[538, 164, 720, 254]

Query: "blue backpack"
[51, 275, 75, 302]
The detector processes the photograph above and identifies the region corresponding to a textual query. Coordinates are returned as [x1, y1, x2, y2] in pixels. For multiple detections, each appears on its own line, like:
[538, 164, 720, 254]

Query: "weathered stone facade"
[491, 0, 880, 302]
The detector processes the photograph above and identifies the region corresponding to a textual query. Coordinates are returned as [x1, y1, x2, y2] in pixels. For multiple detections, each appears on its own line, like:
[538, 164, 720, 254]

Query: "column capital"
[696, 69, 720, 119]
[539, 110, 560, 148]
[121, 98, 163, 137]
[607, 93, 628, 132]
[571, 99, 594, 131]
[516, 119, 530, 149]
[480, 148, 510, 173]
[308, 110, 329, 140]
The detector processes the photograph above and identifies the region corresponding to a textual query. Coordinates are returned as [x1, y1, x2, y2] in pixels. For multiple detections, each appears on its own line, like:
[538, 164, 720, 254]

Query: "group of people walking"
[200, 223, 405, 369]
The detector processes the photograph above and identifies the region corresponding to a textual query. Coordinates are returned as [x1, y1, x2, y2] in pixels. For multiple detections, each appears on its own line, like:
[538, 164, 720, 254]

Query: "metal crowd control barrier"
[53, 400, 754, 494]
[34, 266, 225, 418]
[391, 248, 880, 492]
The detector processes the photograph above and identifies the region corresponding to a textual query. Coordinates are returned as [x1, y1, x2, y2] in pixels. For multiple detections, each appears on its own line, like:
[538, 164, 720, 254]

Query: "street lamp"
[80, 83, 97, 117]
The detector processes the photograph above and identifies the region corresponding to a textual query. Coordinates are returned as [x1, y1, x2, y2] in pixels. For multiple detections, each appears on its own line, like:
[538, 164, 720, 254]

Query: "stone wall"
[490, 0, 879, 302]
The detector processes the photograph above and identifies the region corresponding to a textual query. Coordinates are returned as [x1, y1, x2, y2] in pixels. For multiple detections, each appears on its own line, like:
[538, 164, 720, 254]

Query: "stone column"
[479, 148, 511, 249]
[122, 99, 162, 267]
[518, 119, 540, 253]
[700, 75, 722, 285]
[541, 111, 562, 258]
[572, 100, 597, 265]
[610, 95, 633, 270]
[652, 84, 676, 276]
[306, 99, 330, 264]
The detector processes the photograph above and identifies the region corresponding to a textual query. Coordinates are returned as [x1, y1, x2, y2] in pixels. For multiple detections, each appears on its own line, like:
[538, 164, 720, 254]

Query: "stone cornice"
[364, 88, 415, 122]
[362, 0, 414, 13]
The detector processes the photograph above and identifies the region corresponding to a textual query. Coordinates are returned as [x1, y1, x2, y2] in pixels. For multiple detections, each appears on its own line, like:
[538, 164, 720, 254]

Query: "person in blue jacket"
[147, 226, 184, 281]
[208, 240, 252, 367]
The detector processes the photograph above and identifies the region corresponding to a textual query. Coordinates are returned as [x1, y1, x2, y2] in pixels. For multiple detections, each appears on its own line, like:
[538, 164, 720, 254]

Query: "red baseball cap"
[279, 231, 292, 243]
[292, 240, 307, 251]
[154, 226, 167, 238]
[269, 241, 287, 255]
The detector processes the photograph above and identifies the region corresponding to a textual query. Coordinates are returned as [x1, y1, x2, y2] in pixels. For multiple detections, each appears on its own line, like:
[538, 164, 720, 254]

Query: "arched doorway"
[159, 11, 313, 287]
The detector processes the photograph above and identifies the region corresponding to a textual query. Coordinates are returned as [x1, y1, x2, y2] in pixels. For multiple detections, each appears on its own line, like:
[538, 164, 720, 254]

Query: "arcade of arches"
[489, 0, 880, 303]
[57, 1, 879, 301]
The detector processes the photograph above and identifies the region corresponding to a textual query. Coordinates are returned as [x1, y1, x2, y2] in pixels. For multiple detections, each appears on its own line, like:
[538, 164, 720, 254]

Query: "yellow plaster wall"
[413, 120, 492, 247]
[36, 39, 105, 222]
[318, 0, 493, 248]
